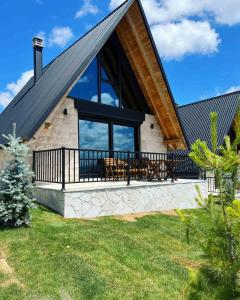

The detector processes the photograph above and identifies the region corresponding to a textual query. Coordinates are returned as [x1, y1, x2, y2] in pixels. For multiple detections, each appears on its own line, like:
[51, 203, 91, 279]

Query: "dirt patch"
[114, 210, 178, 222]
[0, 250, 13, 274]
[0, 278, 22, 288]
[172, 256, 202, 269]
[0, 248, 23, 289]
[60, 289, 73, 300]
[160, 210, 178, 217]
[114, 211, 158, 222]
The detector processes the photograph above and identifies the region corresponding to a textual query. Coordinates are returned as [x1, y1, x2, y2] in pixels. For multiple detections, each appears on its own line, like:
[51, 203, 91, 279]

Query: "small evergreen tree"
[177, 111, 240, 299]
[0, 124, 35, 227]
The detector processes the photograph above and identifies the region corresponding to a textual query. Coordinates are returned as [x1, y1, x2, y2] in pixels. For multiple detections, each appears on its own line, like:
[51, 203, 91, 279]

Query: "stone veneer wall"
[34, 179, 208, 218]
[29, 97, 78, 151]
[0, 97, 78, 171]
[141, 114, 167, 153]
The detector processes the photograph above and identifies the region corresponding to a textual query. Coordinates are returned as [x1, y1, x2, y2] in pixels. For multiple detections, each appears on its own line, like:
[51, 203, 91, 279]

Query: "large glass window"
[101, 83, 119, 107]
[79, 120, 109, 150]
[68, 34, 148, 112]
[68, 58, 98, 102]
[113, 125, 135, 152]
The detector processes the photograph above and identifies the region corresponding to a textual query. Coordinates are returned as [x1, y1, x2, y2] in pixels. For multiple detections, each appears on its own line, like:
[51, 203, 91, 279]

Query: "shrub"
[0, 124, 35, 227]
[177, 111, 240, 299]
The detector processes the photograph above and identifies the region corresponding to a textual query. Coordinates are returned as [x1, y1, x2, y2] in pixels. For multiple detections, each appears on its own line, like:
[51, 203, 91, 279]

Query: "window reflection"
[113, 125, 135, 152]
[79, 120, 109, 150]
[101, 82, 119, 107]
[68, 58, 98, 102]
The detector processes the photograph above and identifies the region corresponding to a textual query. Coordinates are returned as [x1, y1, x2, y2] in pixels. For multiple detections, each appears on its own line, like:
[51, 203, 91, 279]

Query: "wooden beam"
[125, 9, 179, 136]
[116, 20, 169, 138]
[163, 138, 183, 145]
[116, 2, 186, 148]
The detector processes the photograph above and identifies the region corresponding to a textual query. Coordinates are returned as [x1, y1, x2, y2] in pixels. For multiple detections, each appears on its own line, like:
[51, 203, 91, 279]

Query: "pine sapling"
[0, 124, 35, 227]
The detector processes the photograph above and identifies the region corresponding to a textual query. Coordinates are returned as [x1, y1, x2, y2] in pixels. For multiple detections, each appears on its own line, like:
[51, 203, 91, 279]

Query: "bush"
[0, 124, 35, 227]
[177, 111, 240, 299]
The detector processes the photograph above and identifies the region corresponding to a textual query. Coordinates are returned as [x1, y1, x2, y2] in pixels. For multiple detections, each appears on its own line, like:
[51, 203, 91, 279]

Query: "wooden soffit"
[116, 1, 186, 149]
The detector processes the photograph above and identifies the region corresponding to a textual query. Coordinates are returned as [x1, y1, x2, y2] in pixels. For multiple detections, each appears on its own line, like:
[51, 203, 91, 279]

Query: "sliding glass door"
[79, 119, 109, 177]
[79, 118, 137, 177]
[113, 125, 135, 152]
[79, 119, 109, 151]
[79, 119, 136, 153]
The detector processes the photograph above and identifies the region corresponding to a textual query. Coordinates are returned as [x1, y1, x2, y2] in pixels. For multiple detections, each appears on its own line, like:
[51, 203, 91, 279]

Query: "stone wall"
[34, 179, 208, 218]
[141, 114, 167, 153]
[29, 97, 78, 151]
[0, 97, 78, 171]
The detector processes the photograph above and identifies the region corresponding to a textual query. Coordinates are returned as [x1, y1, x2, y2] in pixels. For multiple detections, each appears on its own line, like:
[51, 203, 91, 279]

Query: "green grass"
[0, 206, 203, 300]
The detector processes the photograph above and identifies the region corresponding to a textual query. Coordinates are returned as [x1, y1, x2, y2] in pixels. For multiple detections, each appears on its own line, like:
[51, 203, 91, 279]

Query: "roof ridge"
[178, 89, 240, 109]
[44, 0, 131, 69]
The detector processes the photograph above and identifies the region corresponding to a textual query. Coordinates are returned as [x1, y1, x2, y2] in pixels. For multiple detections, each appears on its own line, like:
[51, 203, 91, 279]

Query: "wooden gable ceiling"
[116, 1, 187, 149]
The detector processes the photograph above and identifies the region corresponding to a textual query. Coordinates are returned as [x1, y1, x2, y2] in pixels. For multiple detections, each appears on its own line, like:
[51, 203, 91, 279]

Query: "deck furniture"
[147, 159, 184, 182]
[102, 158, 126, 179]
[102, 157, 149, 179]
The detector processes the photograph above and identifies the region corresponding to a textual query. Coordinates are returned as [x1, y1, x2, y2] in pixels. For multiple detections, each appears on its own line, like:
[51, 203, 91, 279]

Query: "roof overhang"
[116, 0, 187, 149]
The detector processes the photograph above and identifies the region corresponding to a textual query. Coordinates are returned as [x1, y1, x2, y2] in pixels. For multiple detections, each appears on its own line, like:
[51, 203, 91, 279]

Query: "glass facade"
[68, 43, 120, 108]
[68, 58, 98, 102]
[79, 120, 109, 150]
[113, 125, 135, 152]
[101, 83, 119, 107]
[79, 119, 135, 153]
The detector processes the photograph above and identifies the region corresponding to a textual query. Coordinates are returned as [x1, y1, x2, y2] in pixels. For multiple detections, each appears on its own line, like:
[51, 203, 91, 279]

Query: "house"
[174, 91, 240, 192]
[0, 0, 208, 218]
[177, 91, 240, 150]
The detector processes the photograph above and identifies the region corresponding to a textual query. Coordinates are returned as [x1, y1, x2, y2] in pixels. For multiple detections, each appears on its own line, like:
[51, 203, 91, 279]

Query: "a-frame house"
[0, 0, 186, 162]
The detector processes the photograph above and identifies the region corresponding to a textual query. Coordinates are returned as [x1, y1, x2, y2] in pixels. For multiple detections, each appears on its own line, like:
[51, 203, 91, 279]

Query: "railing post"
[127, 151, 131, 186]
[198, 167, 202, 180]
[32, 150, 36, 184]
[171, 153, 174, 183]
[61, 147, 66, 191]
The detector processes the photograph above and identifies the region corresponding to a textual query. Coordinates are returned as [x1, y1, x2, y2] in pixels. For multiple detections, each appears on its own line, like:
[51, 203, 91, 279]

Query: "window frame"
[69, 51, 123, 108]
[78, 116, 140, 152]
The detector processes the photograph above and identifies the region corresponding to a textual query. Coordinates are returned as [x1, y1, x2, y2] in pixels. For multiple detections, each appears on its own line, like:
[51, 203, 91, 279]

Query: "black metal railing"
[207, 176, 219, 193]
[33, 148, 203, 190]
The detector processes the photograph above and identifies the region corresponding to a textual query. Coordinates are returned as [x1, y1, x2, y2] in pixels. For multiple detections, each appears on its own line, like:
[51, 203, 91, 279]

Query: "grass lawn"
[0, 206, 203, 300]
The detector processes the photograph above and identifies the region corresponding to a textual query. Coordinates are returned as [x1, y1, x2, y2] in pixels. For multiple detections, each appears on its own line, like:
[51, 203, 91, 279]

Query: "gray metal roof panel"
[0, 0, 133, 144]
[177, 91, 240, 148]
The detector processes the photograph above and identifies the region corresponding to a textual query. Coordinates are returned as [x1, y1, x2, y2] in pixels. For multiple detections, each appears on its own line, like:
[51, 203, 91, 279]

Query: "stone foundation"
[34, 179, 208, 218]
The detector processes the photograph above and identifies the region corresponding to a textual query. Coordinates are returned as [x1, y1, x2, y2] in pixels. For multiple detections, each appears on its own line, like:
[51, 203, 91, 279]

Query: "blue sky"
[0, 0, 240, 112]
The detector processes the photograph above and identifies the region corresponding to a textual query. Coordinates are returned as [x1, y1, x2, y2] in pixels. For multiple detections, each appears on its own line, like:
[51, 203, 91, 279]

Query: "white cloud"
[109, 0, 124, 11]
[222, 85, 240, 94]
[151, 19, 220, 60]
[48, 27, 74, 47]
[109, 0, 240, 60]
[109, 0, 240, 26]
[75, 0, 99, 18]
[0, 92, 12, 108]
[0, 70, 33, 109]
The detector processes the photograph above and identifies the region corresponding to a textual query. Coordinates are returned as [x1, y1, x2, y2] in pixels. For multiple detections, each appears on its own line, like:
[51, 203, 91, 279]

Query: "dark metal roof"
[177, 91, 240, 148]
[0, 0, 134, 144]
[0, 0, 186, 147]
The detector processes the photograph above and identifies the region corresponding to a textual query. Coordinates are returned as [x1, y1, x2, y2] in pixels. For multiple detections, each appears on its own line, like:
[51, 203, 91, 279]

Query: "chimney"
[33, 37, 44, 82]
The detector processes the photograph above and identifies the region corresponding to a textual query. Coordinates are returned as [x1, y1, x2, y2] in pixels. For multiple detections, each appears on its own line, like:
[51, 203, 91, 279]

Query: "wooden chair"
[102, 158, 126, 179]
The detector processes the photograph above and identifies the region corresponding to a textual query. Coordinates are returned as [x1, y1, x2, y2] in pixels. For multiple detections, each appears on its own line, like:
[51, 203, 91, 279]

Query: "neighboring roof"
[0, 0, 134, 144]
[177, 91, 240, 148]
[0, 0, 186, 148]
